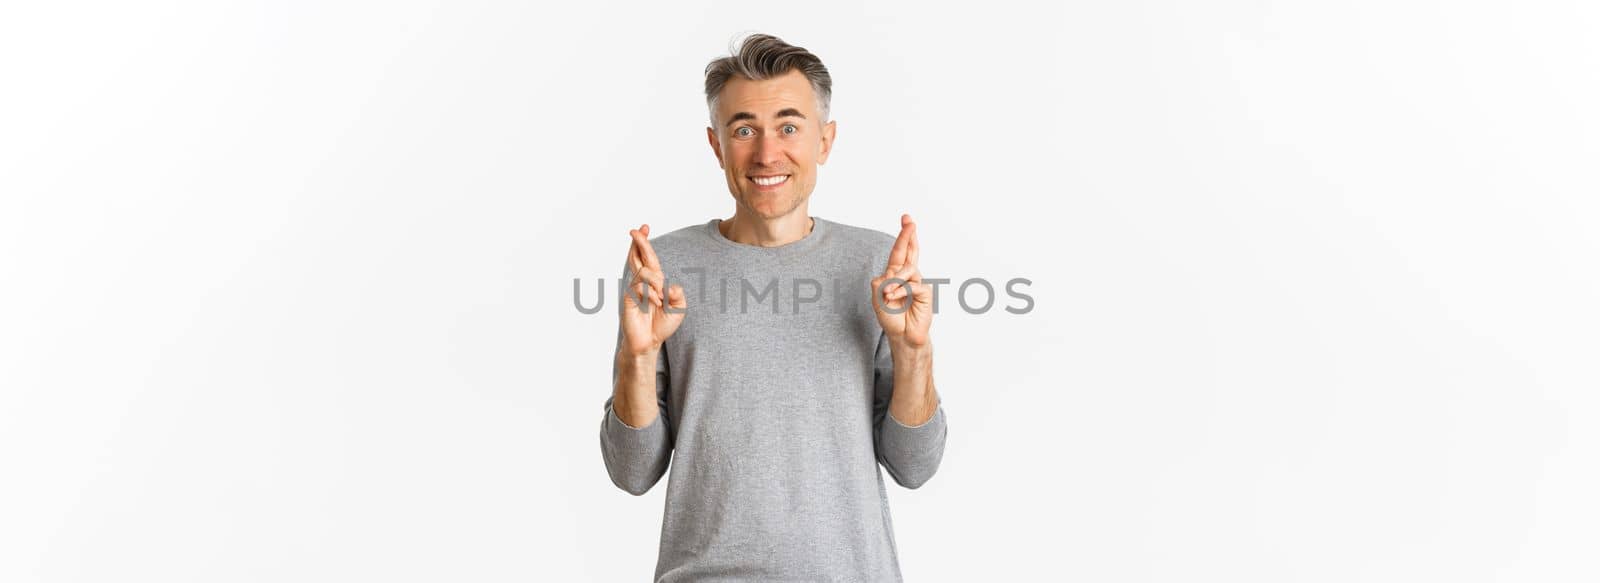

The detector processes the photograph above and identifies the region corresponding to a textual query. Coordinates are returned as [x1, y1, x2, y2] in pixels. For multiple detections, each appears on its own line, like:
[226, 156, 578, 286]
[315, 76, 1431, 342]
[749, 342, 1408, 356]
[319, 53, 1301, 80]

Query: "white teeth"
[752, 175, 789, 186]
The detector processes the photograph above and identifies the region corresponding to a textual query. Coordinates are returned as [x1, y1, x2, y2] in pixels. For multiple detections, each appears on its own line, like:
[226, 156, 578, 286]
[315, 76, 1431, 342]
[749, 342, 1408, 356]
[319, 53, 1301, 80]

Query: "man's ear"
[817, 120, 837, 165]
[706, 126, 725, 169]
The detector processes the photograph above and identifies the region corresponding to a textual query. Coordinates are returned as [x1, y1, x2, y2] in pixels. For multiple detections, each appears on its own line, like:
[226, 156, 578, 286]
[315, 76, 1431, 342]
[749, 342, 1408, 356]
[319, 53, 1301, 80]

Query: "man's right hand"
[620, 224, 687, 357]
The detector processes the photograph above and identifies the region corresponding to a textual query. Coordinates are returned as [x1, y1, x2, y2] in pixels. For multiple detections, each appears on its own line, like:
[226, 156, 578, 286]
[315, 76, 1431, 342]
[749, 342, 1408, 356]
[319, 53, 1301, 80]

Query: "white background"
[3, 1, 1597, 581]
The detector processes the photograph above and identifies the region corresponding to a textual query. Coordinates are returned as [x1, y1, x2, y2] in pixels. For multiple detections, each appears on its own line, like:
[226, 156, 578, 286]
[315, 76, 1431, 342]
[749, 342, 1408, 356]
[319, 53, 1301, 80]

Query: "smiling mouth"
[749, 175, 790, 187]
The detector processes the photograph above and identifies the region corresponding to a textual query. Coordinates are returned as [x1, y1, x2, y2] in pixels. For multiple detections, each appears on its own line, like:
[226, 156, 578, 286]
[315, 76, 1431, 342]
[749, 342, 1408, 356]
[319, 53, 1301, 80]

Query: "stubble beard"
[737, 184, 809, 221]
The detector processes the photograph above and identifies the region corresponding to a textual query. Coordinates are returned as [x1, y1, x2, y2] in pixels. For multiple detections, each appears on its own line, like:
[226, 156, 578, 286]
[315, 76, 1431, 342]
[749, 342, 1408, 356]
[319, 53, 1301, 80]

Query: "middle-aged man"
[599, 33, 949, 582]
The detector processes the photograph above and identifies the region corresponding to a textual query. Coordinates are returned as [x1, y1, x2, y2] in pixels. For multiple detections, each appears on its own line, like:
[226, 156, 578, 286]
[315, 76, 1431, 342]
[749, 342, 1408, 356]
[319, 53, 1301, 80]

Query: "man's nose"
[752, 133, 784, 167]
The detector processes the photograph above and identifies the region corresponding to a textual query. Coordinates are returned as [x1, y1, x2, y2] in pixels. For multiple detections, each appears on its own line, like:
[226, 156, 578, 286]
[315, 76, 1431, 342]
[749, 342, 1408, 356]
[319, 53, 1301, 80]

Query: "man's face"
[707, 69, 836, 220]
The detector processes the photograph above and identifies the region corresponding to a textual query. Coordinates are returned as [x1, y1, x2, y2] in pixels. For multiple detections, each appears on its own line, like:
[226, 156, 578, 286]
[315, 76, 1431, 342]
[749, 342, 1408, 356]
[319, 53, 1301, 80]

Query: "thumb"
[666, 284, 687, 310]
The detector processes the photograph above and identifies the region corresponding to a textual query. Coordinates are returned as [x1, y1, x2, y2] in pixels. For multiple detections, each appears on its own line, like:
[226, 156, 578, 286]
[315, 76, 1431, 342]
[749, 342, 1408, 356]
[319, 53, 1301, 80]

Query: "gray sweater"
[600, 216, 949, 582]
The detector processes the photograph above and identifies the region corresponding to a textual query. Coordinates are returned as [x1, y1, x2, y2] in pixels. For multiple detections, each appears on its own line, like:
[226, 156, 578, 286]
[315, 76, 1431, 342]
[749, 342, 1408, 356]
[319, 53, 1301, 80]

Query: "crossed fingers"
[627, 224, 665, 309]
[876, 214, 924, 303]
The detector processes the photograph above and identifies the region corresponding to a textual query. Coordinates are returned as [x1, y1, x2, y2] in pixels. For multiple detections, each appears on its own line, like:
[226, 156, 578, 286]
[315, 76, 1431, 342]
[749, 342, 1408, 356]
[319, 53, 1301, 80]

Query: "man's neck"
[720, 209, 814, 247]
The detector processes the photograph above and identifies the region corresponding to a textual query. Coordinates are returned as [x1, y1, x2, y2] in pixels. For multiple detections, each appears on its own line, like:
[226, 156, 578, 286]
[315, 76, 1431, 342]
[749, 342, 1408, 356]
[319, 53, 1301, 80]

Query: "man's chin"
[731, 185, 809, 218]
[739, 195, 790, 216]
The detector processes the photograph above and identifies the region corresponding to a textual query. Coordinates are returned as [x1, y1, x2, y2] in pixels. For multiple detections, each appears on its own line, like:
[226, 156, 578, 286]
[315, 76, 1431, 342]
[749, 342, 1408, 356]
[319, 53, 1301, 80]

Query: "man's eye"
[735, 127, 754, 137]
[782, 124, 797, 135]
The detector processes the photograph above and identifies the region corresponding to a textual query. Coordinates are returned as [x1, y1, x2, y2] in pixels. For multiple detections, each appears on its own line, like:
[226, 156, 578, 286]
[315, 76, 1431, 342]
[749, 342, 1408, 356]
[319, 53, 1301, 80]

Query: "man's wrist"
[619, 346, 660, 365]
[888, 337, 933, 365]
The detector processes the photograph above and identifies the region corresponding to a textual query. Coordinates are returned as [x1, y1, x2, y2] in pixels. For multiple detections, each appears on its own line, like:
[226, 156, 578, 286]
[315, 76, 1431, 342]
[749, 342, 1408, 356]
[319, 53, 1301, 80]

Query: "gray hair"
[703, 33, 832, 128]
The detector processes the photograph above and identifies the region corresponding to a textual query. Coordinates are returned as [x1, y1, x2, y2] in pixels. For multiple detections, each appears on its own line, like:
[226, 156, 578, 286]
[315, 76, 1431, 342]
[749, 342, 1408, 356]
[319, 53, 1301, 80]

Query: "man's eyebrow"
[723, 109, 808, 126]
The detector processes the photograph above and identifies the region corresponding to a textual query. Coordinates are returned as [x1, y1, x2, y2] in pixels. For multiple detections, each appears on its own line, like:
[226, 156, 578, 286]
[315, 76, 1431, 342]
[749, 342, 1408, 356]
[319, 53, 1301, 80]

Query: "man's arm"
[598, 225, 685, 496]
[600, 325, 673, 496]
[873, 332, 948, 489]
[869, 214, 948, 489]
[887, 340, 939, 426]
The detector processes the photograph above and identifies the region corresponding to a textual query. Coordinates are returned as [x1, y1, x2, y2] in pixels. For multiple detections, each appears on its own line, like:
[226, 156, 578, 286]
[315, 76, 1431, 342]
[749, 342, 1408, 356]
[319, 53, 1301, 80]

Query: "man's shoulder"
[647, 220, 714, 255]
[817, 217, 896, 264]
[819, 217, 896, 247]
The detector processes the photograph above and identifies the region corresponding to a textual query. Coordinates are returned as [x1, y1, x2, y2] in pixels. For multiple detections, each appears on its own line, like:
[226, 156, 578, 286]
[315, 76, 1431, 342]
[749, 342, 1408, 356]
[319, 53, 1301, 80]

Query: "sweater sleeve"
[871, 331, 948, 489]
[599, 267, 674, 496]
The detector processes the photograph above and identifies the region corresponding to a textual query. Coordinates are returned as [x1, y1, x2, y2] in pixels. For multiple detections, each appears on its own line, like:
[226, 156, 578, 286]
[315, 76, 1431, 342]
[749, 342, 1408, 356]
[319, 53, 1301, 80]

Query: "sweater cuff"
[607, 405, 663, 432]
[877, 404, 947, 489]
[601, 405, 671, 495]
[886, 403, 944, 429]
[881, 402, 947, 448]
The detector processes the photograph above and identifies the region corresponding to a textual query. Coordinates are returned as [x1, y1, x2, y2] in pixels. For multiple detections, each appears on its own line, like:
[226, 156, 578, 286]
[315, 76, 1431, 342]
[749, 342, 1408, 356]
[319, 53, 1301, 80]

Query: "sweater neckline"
[705, 216, 830, 254]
